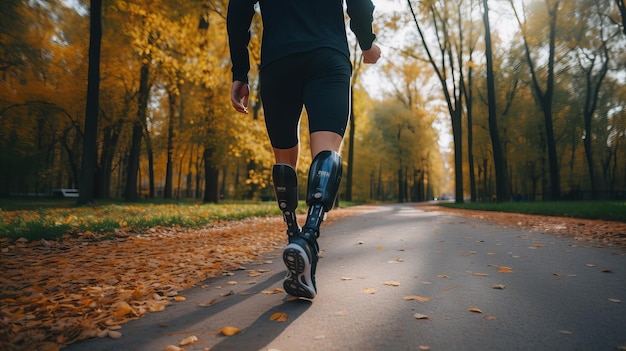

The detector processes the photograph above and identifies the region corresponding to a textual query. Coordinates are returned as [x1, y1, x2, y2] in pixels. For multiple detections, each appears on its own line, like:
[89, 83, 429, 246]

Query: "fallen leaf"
[363, 287, 376, 294]
[197, 299, 218, 307]
[341, 277, 353, 281]
[108, 330, 122, 339]
[403, 295, 431, 302]
[261, 288, 285, 295]
[383, 281, 400, 287]
[498, 266, 513, 273]
[490, 284, 506, 290]
[174, 296, 186, 301]
[483, 315, 497, 320]
[608, 298, 622, 303]
[468, 307, 483, 313]
[418, 345, 430, 350]
[586, 264, 596, 267]
[227, 281, 238, 285]
[269, 312, 288, 322]
[558, 330, 573, 335]
[472, 272, 489, 277]
[376, 245, 383, 250]
[112, 301, 135, 318]
[413, 313, 430, 320]
[601, 269, 614, 273]
[219, 326, 240, 336]
[180, 335, 198, 346]
[437, 274, 448, 278]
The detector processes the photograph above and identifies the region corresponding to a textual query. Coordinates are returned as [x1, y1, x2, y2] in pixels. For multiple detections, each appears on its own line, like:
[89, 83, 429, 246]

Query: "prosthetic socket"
[272, 150, 343, 239]
[303, 150, 343, 238]
[272, 164, 300, 237]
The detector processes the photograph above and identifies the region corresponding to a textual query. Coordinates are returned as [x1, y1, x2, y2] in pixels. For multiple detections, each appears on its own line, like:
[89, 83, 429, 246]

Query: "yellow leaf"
[261, 288, 285, 295]
[219, 326, 240, 336]
[112, 301, 134, 318]
[403, 295, 431, 302]
[376, 245, 383, 249]
[383, 281, 400, 287]
[174, 296, 186, 301]
[468, 307, 483, 313]
[498, 266, 513, 273]
[149, 302, 166, 312]
[269, 312, 288, 322]
[179, 335, 198, 346]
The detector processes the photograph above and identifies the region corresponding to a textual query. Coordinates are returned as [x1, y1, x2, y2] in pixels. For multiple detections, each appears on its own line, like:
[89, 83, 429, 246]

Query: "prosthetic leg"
[272, 164, 300, 237]
[282, 150, 342, 299]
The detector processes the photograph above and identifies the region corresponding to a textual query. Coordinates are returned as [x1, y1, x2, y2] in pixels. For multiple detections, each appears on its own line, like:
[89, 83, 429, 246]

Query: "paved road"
[64, 204, 626, 351]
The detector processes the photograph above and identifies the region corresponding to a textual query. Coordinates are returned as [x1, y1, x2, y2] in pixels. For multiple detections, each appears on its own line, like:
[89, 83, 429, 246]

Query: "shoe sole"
[283, 243, 316, 299]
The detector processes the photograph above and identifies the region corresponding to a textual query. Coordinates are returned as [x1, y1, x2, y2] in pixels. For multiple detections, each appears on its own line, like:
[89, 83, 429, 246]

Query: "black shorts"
[260, 48, 352, 150]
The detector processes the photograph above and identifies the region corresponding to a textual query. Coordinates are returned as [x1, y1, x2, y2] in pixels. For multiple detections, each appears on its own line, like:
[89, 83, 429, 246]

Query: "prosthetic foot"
[283, 150, 342, 299]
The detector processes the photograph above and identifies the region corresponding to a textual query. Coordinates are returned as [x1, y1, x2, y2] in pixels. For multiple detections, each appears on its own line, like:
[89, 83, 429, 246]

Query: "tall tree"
[407, 0, 468, 203]
[511, 0, 561, 200]
[78, 0, 102, 205]
[482, 0, 506, 202]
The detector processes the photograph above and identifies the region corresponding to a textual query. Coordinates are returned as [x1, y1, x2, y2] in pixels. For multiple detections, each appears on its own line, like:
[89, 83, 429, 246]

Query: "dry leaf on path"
[363, 287, 376, 294]
[498, 266, 513, 273]
[468, 307, 483, 313]
[219, 326, 240, 336]
[261, 288, 285, 295]
[413, 313, 430, 320]
[383, 281, 400, 287]
[179, 335, 198, 346]
[403, 295, 431, 302]
[269, 312, 288, 322]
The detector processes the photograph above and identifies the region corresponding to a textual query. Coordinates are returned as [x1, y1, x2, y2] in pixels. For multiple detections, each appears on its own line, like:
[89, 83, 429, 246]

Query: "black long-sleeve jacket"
[227, 0, 377, 83]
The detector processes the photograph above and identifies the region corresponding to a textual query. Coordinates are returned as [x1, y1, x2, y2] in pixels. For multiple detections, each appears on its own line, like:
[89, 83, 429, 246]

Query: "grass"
[0, 197, 363, 242]
[438, 201, 626, 222]
[3, 197, 622, 242]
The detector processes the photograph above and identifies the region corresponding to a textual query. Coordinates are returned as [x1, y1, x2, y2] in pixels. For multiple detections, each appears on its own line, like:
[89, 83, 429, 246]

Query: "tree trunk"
[164, 89, 176, 199]
[125, 61, 150, 202]
[483, 0, 507, 203]
[78, 0, 102, 205]
[203, 147, 219, 203]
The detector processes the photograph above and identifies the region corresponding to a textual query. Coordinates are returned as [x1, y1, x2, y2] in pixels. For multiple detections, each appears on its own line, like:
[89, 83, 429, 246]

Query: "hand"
[230, 80, 250, 114]
[363, 44, 381, 64]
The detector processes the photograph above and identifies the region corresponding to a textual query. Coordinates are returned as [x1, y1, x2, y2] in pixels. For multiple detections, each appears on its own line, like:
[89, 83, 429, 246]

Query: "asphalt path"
[64, 204, 626, 351]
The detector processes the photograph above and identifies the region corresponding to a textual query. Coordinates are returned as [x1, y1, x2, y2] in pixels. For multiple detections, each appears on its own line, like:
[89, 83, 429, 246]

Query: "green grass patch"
[438, 201, 626, 222]
[0, 199, 346, 241]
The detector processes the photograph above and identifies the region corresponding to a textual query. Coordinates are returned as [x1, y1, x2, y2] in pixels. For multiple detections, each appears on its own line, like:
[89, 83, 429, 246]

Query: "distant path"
[65, 204, 626, 351]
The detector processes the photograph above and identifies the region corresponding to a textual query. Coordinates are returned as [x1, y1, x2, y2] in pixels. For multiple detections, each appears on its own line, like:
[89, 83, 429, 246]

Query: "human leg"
[282, 49, 351, 298]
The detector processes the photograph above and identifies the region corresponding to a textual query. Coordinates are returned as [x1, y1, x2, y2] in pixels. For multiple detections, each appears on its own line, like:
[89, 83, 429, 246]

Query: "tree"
[482, 0, 506, 202]
[78, 0, 102, 205]
[407, 0, 472, 203]
[510, 0, 561, 200]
